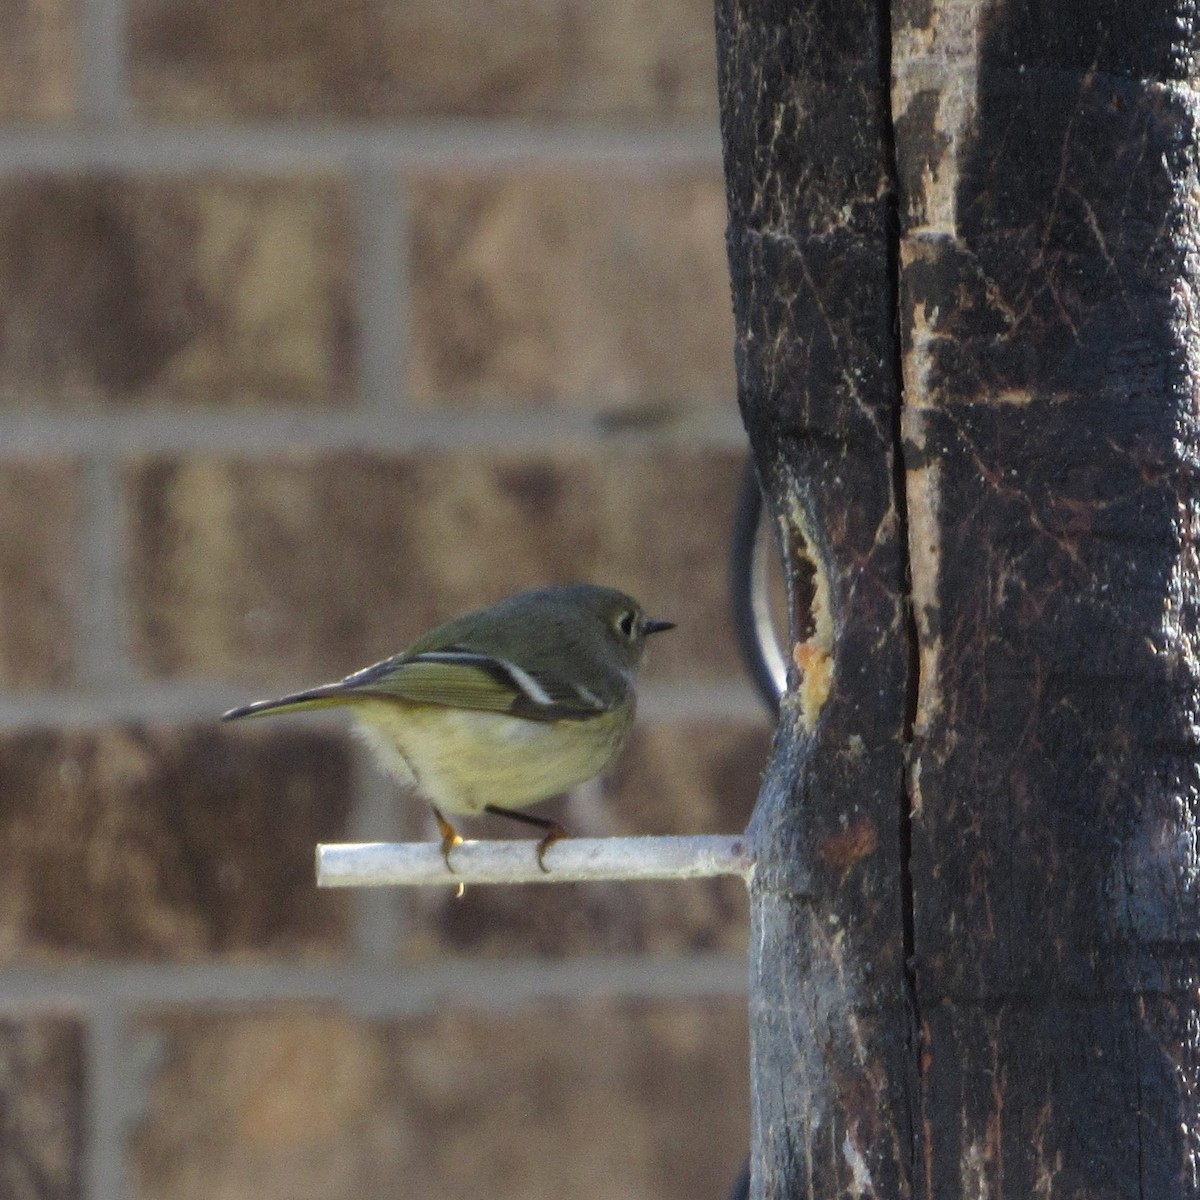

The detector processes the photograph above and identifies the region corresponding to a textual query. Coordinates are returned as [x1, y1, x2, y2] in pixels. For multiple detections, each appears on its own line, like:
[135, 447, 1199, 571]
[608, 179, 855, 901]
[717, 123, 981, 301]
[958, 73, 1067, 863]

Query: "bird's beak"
[644, 618, 676, 636]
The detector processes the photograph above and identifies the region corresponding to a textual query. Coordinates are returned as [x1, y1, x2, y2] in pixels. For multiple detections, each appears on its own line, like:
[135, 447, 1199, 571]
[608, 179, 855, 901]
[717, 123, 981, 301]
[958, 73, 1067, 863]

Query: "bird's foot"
[482, 803, 569, 874]
[534, 823, 569, 874]
[431, 806, 463, 872]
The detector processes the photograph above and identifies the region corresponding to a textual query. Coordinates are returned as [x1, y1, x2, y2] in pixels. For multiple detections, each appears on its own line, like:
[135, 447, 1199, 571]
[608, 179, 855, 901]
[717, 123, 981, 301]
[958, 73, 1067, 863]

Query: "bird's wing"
[341, 649, 610, 722]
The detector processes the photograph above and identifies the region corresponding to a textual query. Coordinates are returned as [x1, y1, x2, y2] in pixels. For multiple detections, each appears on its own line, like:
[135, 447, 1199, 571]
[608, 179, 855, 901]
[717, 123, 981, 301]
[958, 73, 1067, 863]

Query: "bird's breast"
[348, 698, 635, 815]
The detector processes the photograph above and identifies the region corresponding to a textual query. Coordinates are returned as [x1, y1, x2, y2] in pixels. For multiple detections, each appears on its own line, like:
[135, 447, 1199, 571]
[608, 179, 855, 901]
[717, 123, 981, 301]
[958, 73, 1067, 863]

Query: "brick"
[0, 1019, 83, 1200]
[128, 0, 717, 120]
[401, 718, 768, 959]
[409, 168, 735, 410]
[125, 447, 748, 686]
[0, 460, 79, 687]
[0, 726, 353, 961]
[0, 0, 79, 120]
[131, 998, 748, 1200]
[0, 176, 355, 407]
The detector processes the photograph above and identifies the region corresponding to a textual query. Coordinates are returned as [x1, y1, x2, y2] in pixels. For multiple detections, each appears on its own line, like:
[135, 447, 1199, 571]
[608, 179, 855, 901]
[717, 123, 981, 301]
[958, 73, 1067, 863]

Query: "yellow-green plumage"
[221, 584, 673, 843]
[348, 697, 635, 815]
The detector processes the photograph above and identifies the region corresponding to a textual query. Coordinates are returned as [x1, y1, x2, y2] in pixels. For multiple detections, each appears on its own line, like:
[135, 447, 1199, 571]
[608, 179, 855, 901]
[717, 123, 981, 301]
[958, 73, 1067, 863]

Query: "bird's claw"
[432, 807, 463, 873]
[535, 824, 568, 874]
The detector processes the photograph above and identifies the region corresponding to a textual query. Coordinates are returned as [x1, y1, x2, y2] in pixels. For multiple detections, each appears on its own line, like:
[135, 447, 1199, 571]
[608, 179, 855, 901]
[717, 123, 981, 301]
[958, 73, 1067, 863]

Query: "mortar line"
[77, 456, 129, 690]
[0, 956, 750, 1016]
[79, 0, 127, 126]
[348, 744, 409, 961]
[0, 124, 722, 172]
[0, 407, 749, 457]
[84, 1003, 131, 1200]
[0, 680, 768, 731]
[356, 150, 410, 415]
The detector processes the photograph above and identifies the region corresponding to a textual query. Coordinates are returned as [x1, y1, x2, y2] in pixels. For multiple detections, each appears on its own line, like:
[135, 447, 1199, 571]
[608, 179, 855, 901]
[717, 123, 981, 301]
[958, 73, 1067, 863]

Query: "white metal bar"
[316, 835, 755, 888]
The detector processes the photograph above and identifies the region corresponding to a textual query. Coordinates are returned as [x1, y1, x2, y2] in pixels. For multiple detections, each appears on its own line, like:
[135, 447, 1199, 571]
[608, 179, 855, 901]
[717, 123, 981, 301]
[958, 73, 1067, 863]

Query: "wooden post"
[716, 0, 916, 1194]
[898, 1, 1200, 1192]
[718, 0, 1200, 1194]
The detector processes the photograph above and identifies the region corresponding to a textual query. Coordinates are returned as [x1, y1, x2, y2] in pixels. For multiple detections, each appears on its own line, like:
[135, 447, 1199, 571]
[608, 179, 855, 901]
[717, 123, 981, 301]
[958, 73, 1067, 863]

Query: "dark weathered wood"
[897, 1, 1200, 1193]
[716, 0, 915, 1195]
[719, 0, 1200, 1194]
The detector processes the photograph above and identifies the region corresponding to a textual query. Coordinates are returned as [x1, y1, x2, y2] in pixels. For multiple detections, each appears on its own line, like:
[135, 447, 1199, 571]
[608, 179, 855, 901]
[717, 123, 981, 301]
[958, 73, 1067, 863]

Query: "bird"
[221, 583, 675, 871]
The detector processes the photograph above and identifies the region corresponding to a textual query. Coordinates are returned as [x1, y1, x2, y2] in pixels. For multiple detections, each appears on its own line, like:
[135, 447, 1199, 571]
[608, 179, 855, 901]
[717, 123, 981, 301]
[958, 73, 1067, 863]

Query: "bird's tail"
[221, 683, 356, 721]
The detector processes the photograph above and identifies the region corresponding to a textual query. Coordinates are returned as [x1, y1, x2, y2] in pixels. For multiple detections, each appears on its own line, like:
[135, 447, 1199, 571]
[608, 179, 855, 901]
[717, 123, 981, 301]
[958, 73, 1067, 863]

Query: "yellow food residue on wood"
[788, 497, 834, 729]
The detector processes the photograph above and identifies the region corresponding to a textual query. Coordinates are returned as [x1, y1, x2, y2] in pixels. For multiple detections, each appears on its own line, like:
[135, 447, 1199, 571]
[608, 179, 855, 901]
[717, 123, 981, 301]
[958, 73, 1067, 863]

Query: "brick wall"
[0, 2, 770, 1197]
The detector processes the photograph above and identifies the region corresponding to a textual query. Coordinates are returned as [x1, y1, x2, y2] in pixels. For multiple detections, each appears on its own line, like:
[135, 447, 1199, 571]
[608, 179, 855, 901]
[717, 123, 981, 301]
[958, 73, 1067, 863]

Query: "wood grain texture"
[716, 0, 915, 1194]
[899, 0, 1200, 1191]
[722, 0, 1200, 1193]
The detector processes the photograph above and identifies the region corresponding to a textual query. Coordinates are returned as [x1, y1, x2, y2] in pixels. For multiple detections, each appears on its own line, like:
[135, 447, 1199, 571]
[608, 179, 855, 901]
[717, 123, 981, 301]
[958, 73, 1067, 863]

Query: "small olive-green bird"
[222, 583, 674, 870]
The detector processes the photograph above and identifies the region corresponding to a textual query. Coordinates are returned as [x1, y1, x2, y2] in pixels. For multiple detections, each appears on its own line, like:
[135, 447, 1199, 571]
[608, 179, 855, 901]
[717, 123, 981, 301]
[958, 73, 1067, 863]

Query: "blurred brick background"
[0, 0, 770, 1197]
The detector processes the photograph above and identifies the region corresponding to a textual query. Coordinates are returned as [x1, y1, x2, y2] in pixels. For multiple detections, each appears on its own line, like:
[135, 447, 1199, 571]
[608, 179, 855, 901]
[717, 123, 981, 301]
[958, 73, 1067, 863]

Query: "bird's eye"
[617, 611, 637, 639]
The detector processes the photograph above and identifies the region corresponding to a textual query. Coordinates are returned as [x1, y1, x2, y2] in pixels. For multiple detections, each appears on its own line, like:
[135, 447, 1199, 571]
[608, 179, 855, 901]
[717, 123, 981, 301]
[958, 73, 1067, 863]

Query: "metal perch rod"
[317, 835, 755, 888]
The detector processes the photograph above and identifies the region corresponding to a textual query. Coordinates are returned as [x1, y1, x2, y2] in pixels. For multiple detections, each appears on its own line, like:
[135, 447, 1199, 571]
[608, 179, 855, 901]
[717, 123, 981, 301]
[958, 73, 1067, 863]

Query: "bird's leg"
[483, 804, 568, 873]
[431, 806, 463, 872]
